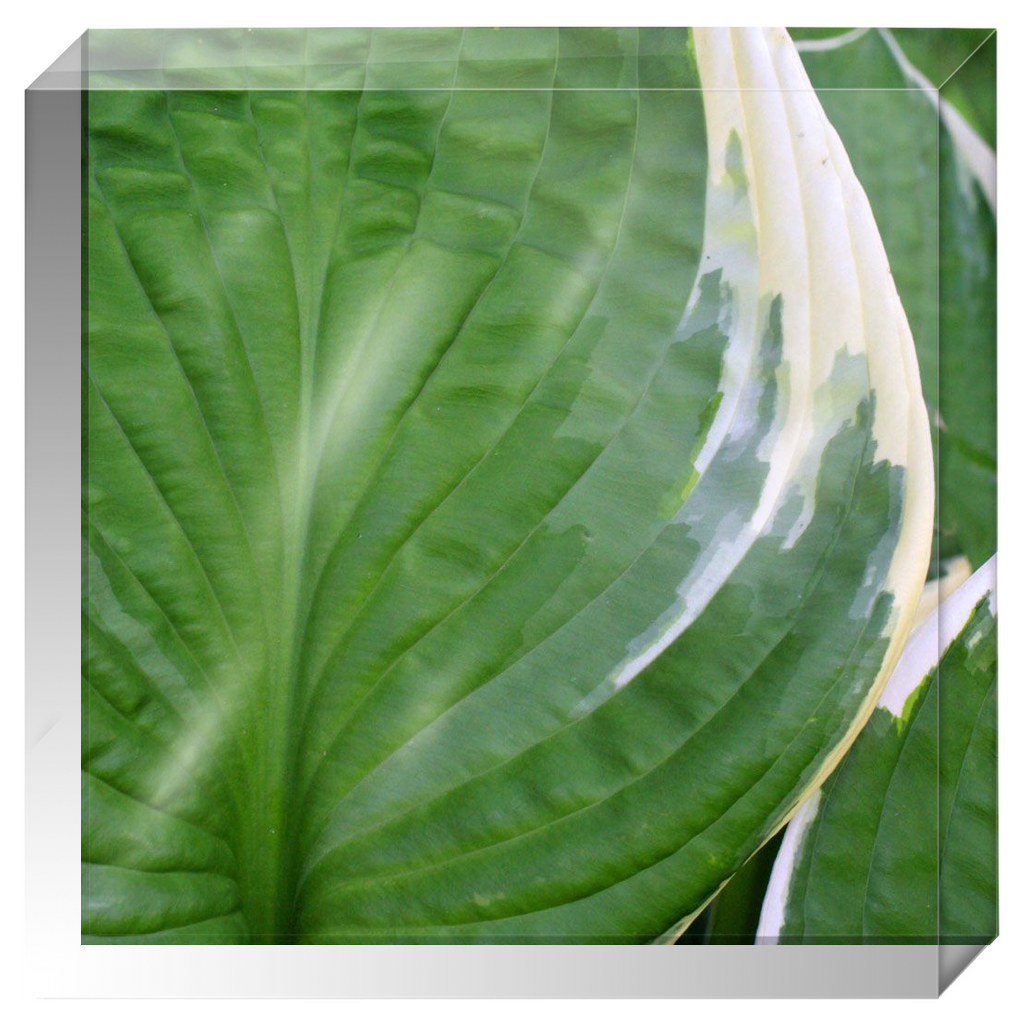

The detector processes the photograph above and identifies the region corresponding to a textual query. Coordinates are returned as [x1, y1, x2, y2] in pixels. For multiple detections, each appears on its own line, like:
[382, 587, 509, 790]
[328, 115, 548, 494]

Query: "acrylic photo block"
[26, 26, 996, 995]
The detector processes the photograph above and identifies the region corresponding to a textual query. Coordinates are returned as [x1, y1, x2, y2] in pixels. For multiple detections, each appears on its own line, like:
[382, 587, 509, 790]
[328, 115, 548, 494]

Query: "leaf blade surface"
[84, 26, 933, 943]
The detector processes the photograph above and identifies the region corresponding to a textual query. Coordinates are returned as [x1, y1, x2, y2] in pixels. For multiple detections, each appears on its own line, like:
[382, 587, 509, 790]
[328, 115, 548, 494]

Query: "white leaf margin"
[655, 26, 935, 941]
[755, 554, 997, 943]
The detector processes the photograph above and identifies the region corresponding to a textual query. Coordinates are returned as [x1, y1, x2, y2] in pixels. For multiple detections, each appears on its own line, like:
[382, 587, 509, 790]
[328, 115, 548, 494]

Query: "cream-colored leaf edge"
[658, 26, 934, 943]
[754, 554, 996, 942]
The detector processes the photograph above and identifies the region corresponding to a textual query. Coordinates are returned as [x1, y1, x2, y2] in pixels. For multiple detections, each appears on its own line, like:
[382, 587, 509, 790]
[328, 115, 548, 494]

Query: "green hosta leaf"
[795, 27, 996, 569]
[83, 27, 932, 944]
[758, 556, 997, 943]
[888, 29, 996, 148]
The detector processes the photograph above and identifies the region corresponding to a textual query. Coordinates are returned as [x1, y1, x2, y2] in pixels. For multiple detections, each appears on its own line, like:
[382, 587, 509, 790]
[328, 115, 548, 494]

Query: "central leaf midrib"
[242, 37, 551, 941]
[238, 39, 473, 939]
[236, 81, 353, 942]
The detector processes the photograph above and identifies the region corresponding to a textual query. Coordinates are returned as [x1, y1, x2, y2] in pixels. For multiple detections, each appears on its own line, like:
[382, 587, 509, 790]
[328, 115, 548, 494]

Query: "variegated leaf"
[84, 26, 932, 943]
[795, 26, 996, 570]
[758, 557, 997, 943]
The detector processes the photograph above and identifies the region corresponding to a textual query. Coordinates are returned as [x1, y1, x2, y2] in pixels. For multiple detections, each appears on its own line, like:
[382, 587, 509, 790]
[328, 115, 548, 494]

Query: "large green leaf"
[83, 27, 932, 943]
[795, 27, 996, 569]
[758, 556, 997, 943]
